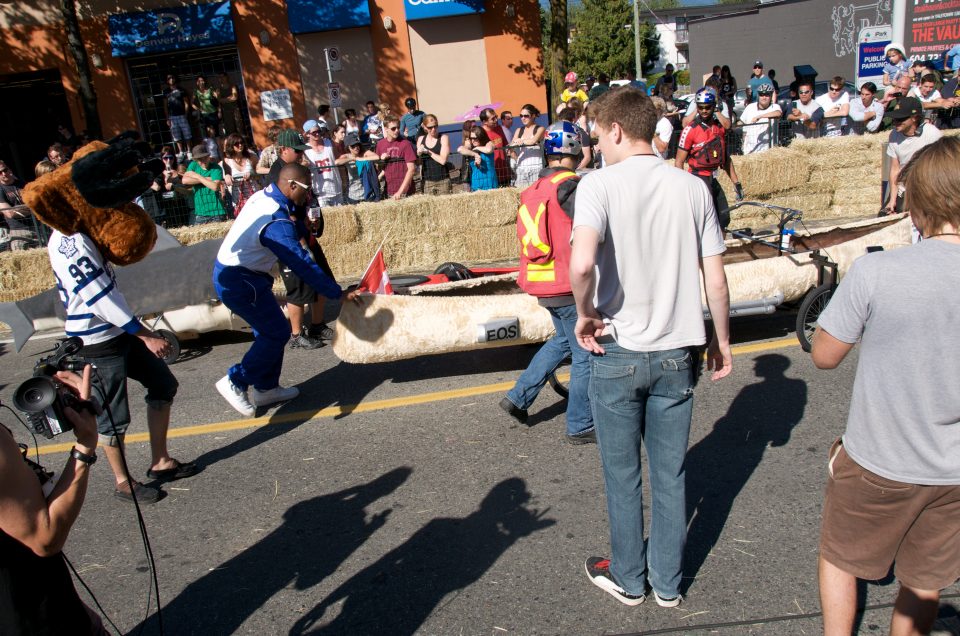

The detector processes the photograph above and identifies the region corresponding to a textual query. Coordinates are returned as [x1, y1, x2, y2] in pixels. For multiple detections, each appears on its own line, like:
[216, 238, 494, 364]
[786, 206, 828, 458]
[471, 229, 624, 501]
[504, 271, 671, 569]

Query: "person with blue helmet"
[500, 121, 596, 445]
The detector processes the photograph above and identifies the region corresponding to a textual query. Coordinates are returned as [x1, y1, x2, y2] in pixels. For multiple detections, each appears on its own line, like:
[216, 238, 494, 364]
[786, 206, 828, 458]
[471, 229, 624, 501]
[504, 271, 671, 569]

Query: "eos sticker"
[477, 318, 520, 343]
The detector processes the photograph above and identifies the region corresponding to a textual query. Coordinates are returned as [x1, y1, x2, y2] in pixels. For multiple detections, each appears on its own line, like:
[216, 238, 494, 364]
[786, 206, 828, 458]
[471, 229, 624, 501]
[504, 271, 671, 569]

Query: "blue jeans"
[590, 341, 695, 598]
[214, 264, 289, 391]
[506, 303, 592, 435]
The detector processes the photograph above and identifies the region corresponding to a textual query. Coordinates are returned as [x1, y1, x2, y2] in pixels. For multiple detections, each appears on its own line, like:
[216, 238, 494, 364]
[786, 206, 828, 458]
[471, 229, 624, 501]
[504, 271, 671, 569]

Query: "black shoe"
[498, 397, 528, 424]
[290, 334, 323, 350]
[584, 557, 647, 606]
[307, 323, 335, 340]
[565, 429, 597, 445]
[114, 480, 162, 505]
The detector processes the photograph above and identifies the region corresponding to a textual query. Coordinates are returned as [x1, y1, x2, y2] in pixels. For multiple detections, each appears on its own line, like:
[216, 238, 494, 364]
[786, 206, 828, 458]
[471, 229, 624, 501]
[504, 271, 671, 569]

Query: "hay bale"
[355, 189, 519, 242]
[831, 185, 883, 209]
[318, 206, 359, 245]
[830, 202, 883, 217]
[170, 220, 233, 245]
[0, 249, 54, 302]
[807, 162, 881, 187]
[720, 147, 810, 198]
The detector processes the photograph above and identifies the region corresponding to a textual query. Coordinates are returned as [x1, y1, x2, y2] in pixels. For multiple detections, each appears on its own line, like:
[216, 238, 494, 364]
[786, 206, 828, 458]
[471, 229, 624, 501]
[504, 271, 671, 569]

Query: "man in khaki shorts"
[811, 136, 960, 635]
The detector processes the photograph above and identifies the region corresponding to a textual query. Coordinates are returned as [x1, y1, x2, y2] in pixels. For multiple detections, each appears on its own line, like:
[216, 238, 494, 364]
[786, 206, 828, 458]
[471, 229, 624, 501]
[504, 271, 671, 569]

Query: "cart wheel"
[547, 356, 571, 399]
[156, 329, 181, 365]
[796, 285, 833, 353]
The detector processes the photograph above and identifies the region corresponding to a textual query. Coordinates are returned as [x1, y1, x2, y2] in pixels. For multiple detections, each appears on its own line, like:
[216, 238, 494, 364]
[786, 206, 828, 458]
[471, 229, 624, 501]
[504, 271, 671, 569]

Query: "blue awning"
[287, 0, 372, 34]
[109, 1, 235, 58]
[404, 0, 484, 21]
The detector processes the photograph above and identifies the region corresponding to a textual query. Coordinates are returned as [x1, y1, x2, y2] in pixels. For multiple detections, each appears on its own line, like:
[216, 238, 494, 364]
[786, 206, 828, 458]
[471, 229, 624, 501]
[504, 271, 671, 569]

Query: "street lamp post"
[634, 0, 643, 81]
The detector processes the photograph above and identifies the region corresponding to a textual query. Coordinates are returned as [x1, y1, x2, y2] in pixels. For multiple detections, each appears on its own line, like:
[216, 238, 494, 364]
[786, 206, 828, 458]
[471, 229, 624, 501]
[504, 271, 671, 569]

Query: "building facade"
[0, 0, 544, 177]
[687, 0, 892, 91]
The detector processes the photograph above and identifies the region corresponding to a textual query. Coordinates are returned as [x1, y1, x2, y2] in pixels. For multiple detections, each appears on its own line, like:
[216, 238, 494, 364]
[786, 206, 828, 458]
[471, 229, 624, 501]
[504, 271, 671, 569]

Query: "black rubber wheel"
[547, 356, 571, 399]
[796, 285, 834, 353]
[156, 329, 181, 365]
[388, 274, 430, 289]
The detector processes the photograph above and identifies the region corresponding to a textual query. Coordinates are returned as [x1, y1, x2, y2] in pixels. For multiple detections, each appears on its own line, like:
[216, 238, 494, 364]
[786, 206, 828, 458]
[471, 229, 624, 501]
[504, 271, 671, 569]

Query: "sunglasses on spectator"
[0, 168, 11, 174]
[520, 113, 532, 118]
[829, 86, 842, 92]
[425, 125, 437, 130]
[799, 90, 812, 94]
[387, 126, 399, 131]
[287, 179, 310, 190]
[233, 142, 244, 146]
[469, 136, 479, 140]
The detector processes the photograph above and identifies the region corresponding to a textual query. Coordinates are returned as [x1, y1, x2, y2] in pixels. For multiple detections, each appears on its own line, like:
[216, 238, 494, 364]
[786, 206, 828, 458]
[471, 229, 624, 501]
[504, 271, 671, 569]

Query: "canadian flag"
[357, 247, 394, 295]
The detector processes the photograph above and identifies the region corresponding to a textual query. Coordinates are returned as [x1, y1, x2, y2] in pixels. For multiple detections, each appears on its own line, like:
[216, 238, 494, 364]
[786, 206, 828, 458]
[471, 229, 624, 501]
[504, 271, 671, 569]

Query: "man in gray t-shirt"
[570, 87, 732, 609]
[812, 135, 960, 636]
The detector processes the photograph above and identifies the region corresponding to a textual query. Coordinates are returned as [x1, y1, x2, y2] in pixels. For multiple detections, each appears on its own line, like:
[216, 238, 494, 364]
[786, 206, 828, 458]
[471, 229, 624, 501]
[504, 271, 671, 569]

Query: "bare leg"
[288, 303, 304, 336]
[103, 440, 129, 486]
[311, 298, 326, 325]
[146, 402, 178, 472]
[890, 585, 940, 636]
[819, 555, 858, 636]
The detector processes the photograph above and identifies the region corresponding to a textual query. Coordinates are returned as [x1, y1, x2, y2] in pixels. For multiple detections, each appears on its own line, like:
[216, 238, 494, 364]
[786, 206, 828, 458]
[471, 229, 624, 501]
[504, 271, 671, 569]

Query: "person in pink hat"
[561, 71, 589, 107]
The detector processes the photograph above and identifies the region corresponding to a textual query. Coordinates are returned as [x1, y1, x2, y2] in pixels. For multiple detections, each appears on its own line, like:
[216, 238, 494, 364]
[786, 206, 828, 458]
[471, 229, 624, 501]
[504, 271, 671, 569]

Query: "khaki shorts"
[820, 439, 960, 590]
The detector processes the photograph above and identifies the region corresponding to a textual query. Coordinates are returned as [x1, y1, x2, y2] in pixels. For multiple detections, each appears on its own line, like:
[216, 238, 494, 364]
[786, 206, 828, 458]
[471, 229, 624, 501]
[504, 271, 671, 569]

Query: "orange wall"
[367, 0, 417, 115]
[233, 0, 307, 148]
[82, 15, 138, 137]
[482, 0, 547, 117]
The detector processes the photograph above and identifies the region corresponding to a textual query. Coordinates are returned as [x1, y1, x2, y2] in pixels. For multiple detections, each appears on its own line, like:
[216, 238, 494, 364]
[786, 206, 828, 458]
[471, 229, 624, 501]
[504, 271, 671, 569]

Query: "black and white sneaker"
[584, 557, 646, 606]
[307, 323, 335, 341]
[290, 334, 323, 350]
[652, 590, 683, 608]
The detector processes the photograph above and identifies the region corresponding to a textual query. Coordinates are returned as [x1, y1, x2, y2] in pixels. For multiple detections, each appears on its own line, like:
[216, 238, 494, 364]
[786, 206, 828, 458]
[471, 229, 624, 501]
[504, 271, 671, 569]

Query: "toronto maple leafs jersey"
[47, 230, 141, 345]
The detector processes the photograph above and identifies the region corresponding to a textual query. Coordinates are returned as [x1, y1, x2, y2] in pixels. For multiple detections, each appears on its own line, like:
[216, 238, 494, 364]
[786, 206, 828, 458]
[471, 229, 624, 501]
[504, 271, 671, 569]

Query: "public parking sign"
[857, 25, 891, 88]
[328, 82, 342, 108]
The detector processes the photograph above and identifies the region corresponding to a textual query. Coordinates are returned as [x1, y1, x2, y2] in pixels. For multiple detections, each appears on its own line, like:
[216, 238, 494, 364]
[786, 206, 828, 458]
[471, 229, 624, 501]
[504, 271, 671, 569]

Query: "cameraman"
[0, 367, 107, 634]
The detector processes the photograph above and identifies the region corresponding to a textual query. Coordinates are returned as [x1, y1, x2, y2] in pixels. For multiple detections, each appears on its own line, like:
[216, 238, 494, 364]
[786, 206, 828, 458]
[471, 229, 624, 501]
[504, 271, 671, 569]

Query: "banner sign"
[287, 0, 371, 34]
[857, 26, 891, 87]
[905, 0, 960, 68]
[109, 1, 235, 58]
[404, 0, 484, 21]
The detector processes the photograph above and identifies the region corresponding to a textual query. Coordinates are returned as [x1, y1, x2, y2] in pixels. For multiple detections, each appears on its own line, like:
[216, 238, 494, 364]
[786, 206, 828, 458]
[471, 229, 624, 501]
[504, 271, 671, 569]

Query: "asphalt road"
[1, 312, 957, 636]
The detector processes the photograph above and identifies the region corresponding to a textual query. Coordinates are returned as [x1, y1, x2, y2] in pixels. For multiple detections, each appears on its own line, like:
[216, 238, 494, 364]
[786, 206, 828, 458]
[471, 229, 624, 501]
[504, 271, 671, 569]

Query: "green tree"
[546, 0, 570, 106]
[567, 0, 660, 79]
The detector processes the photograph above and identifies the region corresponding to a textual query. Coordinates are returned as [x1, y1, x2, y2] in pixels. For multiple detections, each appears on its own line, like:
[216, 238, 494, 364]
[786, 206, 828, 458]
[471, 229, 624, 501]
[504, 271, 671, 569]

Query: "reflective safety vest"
[516, 169, 579, 297]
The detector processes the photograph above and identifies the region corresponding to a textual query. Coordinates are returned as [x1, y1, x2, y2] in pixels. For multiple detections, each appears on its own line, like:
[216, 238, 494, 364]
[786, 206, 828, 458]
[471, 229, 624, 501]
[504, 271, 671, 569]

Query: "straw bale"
[806, 162, 880, 187]
[831, 185, 883, 209]
[318, 206, 359, 244]
[170, 220, 233, 246]
[763, 190, 834, 213]
[719, 147, 810, 197]
[0, 249, 54, 301]
[355, 189, 519, 243]
[829, 202, 884, 218]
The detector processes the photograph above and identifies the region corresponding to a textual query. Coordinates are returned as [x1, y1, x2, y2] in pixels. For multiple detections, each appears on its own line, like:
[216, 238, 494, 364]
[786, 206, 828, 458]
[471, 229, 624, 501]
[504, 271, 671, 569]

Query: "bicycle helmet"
[757, 83, 774, 95]
[695, 88, 718, 105]
[564, 71, 578, 84]
[543, 122, 583, 157]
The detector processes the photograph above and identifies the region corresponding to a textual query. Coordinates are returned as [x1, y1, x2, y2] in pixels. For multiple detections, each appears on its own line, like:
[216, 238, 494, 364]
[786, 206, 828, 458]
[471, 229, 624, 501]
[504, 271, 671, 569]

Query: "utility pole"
[634, 0, 643, 81]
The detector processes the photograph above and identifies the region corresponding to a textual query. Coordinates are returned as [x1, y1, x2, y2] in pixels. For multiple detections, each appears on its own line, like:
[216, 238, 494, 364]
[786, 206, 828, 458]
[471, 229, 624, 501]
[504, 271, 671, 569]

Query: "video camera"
[13, 337, 92, 439]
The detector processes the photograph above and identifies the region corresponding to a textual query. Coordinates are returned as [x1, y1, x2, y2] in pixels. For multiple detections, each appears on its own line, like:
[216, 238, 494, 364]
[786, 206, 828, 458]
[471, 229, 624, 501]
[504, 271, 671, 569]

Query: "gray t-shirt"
[817, 239, 960, 484]
[573, 155, 726, 352]
[887, 122, 943, 167]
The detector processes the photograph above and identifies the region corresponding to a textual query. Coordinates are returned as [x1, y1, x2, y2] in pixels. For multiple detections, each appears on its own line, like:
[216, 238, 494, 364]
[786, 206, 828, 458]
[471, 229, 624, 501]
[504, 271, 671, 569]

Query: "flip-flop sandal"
[146, 459, 198, 482]
[114, 480, 161, 504]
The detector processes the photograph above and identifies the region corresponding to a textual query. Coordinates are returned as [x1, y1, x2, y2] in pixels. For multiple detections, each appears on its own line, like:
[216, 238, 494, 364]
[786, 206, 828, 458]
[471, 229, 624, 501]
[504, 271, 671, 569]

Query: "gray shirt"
[817, 239, 960, 484]
[573, 155, 725, 351]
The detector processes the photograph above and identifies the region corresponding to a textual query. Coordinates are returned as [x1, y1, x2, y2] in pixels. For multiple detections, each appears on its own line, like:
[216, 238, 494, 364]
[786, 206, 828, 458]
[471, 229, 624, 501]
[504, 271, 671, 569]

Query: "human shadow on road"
[191, 344, 537, 471]
[683, 354, 807, 592]
[290, 477, 555, 635]
[131, 467, 412, 636]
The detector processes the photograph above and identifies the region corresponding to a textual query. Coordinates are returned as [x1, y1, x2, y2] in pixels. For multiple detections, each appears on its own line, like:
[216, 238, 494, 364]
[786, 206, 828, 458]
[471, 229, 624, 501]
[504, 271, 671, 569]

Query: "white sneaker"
[251, 385, 299, 407]
[216, 375, 255, 417]
[652, 590, 683, 608]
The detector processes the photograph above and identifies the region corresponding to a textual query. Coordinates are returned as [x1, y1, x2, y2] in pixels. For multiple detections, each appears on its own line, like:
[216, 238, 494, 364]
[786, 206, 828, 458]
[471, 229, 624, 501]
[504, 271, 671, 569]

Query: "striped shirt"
[47, 230, 140, 345]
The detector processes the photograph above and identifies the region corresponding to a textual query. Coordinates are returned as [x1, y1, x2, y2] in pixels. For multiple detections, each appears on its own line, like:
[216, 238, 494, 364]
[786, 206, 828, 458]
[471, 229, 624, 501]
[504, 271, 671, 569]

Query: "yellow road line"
[34, 337, 799, 455]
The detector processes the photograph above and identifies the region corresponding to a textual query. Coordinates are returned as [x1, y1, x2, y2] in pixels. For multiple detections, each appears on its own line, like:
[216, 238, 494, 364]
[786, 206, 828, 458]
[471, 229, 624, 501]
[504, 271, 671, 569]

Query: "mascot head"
[22, 133, 162, 266]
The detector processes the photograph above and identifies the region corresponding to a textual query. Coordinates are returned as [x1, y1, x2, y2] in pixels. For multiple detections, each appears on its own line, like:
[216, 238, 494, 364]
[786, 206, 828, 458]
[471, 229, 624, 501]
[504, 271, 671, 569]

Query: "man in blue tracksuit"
[213, 162, 360, 416]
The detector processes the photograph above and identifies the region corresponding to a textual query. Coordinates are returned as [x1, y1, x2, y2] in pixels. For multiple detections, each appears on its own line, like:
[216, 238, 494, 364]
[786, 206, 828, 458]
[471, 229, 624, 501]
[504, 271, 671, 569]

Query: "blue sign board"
[404, 0, 484, 21]
[286, 0, 372, 34]
[858, 40, 890, 79]
[109, 1, 235, 58]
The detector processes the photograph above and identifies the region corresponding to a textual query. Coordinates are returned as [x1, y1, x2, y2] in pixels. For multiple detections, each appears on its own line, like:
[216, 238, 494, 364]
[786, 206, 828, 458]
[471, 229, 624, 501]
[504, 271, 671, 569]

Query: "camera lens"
[23, 388, 44, 404]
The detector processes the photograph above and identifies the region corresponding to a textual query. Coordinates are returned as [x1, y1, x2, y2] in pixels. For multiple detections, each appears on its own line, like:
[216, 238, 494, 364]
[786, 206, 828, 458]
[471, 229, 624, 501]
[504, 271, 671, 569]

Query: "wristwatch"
[70, 447, 97, 465]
